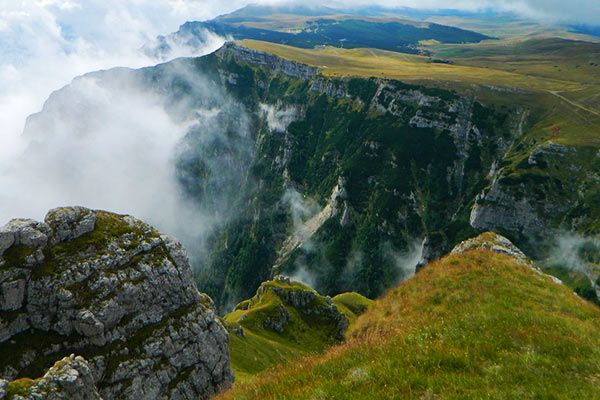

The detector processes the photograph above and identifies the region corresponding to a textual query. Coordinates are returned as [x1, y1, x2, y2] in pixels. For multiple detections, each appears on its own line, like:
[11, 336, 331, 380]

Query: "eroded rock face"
[216, 43, 319, 80]
[0, 207, 233, 400]
[0, 355, 102, 400]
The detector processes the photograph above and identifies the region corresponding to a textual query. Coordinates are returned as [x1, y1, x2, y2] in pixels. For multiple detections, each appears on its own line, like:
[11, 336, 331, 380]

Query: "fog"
[0, 0, 236, 247]
[547, 233, 600, 280]
[385, 239, 425, 283]
[0, 55, 256, 271]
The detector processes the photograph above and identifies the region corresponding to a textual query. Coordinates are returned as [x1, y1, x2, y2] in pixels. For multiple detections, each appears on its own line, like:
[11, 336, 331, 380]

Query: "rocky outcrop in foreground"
[0, 355, 101, 400]
[0, 207, 233, 399]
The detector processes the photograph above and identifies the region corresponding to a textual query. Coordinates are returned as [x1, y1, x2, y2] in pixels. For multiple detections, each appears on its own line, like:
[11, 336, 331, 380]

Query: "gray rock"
[0, 231, 14, 257]
[469, 177, 545, 236]
[74, 310, 105, 339]
[0, 279, 26, 311]
[45, 206, 97, 246]
[217, 43, 319, 80]
[0, 219, 50, 249]
[0, 207, 233, 400]
[0, 355, 103, 400]
[263, 304, 291, 333]
[451, 232, 534, 266]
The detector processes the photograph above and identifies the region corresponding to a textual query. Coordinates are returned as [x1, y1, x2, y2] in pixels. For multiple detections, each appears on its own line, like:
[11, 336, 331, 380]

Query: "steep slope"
[217, 233, 600, 399]
[223, 275, 371, 381]
[228, 40, 600, 299]
[0, 207, 232, 399]
[23, 42, 523, 312]
[201, 43, 524, 309]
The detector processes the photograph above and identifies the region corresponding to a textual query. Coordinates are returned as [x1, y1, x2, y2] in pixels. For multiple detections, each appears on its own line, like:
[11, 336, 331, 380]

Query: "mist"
[547, 233, 600, 280]
[384, 239, 425, 283]
[0, 54, 257, 272]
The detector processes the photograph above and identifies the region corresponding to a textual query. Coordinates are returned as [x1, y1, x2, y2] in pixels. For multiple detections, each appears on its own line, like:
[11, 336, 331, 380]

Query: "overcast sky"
[0, 0, 598, 222]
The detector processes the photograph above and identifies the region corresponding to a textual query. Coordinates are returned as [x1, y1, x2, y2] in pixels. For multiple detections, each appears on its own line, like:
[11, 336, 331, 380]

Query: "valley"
[2, 3, 600, 399]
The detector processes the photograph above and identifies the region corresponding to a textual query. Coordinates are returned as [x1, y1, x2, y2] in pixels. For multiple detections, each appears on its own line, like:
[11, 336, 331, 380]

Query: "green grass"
[5, 378, 40, 400]
[217, 245, 600, 399]
[332, 292, 373, 324]
[223, 278, 371, 381]
[239, 39, 584, 92]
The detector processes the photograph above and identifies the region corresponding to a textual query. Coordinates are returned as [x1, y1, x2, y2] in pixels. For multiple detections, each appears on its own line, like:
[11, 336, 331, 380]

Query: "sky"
[0, 0, 598, 228]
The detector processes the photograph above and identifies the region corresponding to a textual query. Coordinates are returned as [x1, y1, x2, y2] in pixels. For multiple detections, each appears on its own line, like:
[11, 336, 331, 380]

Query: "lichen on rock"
[0, 207, 233, 400]
[0, 354, 102, 400]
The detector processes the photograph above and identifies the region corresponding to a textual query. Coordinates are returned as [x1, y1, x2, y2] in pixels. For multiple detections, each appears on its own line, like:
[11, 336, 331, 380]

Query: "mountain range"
[2, 4, 600, 399]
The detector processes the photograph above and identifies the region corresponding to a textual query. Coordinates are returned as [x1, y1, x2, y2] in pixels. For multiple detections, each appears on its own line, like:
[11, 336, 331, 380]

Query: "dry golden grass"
[217, 249, 600, 399]
[239, 39, 582, 92]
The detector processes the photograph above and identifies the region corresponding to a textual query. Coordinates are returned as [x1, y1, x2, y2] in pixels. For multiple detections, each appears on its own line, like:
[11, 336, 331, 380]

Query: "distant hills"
[148, 4, 491, 59]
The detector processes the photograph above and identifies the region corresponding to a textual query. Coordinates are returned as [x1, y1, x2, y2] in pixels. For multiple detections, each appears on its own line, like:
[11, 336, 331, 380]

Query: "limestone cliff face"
[0, 207, 233, 400]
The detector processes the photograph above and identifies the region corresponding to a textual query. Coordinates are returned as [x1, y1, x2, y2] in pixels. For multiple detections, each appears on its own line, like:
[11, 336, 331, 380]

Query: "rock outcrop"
[451, 232, 564, 286]
[227, 275, 351, 343]
[451, 231, 535, 266]
[0, 207, 233, 400]
[0, 355, 102, 400]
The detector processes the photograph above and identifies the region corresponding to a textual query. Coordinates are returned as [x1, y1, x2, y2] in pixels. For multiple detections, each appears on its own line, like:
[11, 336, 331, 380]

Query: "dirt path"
[548, 90, 600, 117]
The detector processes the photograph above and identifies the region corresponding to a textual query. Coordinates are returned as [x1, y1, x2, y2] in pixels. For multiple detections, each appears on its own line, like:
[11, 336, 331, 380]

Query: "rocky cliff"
[0, 355, 101, 400]
[216, 43, 320, 80]
[17, 41, 600, 312]
[0, 207, 233, 399]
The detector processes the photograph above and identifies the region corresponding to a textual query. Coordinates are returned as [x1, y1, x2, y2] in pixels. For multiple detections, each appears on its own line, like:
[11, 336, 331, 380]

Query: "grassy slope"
[217, 249, 600, 399]
[223, 278, 372, 382]
[425, 15, 600, 42]
[239, 39, 578, 91]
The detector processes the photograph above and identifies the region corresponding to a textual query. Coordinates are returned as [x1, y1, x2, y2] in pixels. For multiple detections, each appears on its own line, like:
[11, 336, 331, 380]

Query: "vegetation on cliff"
[222, 276, 371, 381]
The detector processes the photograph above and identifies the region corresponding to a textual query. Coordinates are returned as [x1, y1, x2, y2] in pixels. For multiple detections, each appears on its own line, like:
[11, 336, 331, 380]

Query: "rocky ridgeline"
[451, 232, 564, 286]
[451, 232, 535, 265]
[0, 207, 232, 399]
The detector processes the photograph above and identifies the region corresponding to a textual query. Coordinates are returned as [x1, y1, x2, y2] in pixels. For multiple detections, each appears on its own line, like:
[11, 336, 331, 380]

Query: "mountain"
[20, 37, 600, 313]
[217, 233, 600, 398]
[0, 207, 232, 399]
[148, 5, 491, 59]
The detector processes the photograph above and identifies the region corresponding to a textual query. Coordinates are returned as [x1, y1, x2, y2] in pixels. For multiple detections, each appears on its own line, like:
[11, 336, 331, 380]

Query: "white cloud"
[0, 0, 237, 171]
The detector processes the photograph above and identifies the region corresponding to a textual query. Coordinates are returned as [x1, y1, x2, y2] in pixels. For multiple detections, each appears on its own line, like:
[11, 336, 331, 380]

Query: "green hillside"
[157, 5, 490, 58]
[218, 233, 600, 399]
[223, 276, 371, 381]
